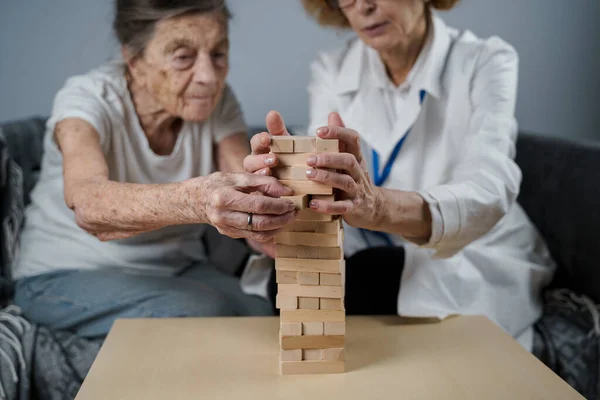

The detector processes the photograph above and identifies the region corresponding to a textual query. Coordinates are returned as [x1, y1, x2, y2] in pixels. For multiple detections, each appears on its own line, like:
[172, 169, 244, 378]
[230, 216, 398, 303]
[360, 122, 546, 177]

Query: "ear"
[121, 46, 137, 71]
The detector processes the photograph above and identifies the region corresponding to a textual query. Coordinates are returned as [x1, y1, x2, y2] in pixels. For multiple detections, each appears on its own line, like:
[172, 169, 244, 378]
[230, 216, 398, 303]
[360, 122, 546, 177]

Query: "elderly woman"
[12, 0, 297, 338]
[246, 0, 555, 350]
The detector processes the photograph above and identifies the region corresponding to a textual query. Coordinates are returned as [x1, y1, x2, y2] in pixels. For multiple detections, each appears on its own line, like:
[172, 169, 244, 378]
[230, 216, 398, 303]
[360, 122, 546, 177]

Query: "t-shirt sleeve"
[47, 75, 112, 151]
[211, 84, 248, 143]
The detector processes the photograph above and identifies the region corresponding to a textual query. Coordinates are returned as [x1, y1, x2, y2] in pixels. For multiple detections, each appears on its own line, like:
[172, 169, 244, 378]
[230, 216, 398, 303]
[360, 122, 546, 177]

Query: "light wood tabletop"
[75, 315, 583, 400]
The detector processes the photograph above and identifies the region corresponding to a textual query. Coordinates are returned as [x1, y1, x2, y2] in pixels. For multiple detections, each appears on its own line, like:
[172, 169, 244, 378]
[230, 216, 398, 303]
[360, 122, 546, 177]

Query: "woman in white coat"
[245, 0, 555, 350]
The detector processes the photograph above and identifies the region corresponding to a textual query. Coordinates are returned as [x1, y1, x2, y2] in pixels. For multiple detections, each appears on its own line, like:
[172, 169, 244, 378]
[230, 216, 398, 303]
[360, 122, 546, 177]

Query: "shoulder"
[309, 38, 363, 83]
[445, 23, 519, 75]
[55, 61, 129, 106]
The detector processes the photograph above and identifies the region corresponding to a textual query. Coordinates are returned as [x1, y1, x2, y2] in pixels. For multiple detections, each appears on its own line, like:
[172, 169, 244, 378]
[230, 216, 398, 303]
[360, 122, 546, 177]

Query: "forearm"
[70, 178, 209, 240]
[217, 132, 250, 173]
[375, 188, 432, 244]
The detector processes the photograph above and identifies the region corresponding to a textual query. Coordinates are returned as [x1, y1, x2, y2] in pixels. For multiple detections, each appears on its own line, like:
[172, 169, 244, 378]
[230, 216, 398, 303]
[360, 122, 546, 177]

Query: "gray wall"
[1, 0, 598, 140]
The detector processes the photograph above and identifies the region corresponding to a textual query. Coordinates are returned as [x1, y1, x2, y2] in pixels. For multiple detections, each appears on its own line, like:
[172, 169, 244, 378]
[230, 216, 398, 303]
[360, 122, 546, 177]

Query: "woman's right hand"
[243, 110, 291, 175]
[191, 171, 296, 242]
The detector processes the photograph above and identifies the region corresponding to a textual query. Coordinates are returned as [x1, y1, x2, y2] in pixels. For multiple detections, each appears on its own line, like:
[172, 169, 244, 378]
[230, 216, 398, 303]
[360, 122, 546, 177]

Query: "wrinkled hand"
[243, 110, 291, 175]
[305, 113, 385, 231]
[197, 172, 296, 242]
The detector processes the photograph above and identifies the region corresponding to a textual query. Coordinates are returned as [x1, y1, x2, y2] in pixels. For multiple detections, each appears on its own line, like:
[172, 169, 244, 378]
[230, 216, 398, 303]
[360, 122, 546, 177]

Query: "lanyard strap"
[362, 90, 427, 248]
[372, 89, 427, 187]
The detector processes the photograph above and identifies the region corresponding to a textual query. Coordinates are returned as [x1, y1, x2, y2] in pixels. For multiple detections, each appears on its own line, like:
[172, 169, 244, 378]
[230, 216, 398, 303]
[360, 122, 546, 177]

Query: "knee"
[143, 290, 236, 318]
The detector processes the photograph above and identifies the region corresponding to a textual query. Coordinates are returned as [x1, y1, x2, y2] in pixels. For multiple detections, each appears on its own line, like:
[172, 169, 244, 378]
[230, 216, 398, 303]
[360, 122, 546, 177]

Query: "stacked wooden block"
[271, 136, 346, 375]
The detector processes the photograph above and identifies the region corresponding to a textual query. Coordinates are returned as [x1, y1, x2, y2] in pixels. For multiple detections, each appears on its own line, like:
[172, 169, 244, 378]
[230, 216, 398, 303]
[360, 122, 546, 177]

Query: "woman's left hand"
[305, 113, 385, 231]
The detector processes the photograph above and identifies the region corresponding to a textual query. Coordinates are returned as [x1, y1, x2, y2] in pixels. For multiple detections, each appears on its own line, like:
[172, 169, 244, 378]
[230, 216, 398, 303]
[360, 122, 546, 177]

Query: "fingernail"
[316, 127, 329, 136]
[310, 200, 318, 209]
[305, 168, 316, 178]
[287, 202, 296, 210]
[306, 156, 317, 165]
[265, 156, 275, 166]
[260, 169, 268, 175]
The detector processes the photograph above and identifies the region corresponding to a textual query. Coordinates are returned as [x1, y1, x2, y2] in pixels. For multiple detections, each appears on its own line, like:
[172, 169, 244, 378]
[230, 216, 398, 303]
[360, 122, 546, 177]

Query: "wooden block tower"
[270, 136, 346, 375]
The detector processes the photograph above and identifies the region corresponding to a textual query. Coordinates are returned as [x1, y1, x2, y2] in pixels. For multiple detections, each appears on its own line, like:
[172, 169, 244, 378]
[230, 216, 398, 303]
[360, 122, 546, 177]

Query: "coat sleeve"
[418, 38, 522, 258]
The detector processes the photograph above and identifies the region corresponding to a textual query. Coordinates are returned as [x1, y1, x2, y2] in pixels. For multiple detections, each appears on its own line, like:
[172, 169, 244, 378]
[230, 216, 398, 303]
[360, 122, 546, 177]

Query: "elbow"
[73, 203, 102, 237]
[68, 191, 105, 238]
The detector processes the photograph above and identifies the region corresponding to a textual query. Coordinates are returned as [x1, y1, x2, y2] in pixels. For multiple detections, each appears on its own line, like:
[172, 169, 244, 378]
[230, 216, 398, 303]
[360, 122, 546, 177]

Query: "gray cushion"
[516, 132, 600, 303]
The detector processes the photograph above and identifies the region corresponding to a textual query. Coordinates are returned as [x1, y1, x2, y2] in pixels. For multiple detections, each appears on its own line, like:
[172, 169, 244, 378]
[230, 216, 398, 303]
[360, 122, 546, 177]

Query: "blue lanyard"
[360, 90, 427, 248]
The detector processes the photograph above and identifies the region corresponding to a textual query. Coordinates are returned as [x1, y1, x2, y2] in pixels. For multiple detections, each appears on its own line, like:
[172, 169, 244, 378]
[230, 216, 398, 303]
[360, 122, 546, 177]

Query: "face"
[342, 0, 427, 52]
[127, 11, 229, 122]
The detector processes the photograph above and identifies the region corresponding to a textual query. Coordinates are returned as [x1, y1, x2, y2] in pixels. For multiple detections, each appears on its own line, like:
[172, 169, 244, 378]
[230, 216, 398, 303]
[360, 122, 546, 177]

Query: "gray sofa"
[0, 117, 598, 399]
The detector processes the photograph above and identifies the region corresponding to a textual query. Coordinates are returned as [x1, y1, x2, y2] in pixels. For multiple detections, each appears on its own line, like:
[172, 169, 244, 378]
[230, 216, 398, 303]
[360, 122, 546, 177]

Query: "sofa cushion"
[516, 132, 600, 303]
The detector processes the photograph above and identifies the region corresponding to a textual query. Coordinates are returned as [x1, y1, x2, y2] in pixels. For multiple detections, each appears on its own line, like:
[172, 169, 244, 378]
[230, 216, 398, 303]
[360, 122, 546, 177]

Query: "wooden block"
[281, 195, 308, 210]
[270, 136, 294, 153]
[311, 194, 336, 202]
[323, 348, 345, 361]
[290, 165, 309, 181]
[279, 180, 333, 195]
[276, 153, 310, 167]
[296, 209, 333, 222]
[295, 245, 319, 259]
[278, 284, 344, 299]
[293, 137, 316, 153]
[281, 310, 345, 322]
[316, 138, 339, 153]
[281, 335, 344, 350]
[280, 349, 302, 362]
[272, 167, 291, 180]
[302, 322, 324, 336]
[275, 258, 344, 274]
[324, 322, 346, 335]
[298, 297, 320, 310]
[318, 247, 343, 260]
[319, 273, 343, 286]
[303, 349, 323, 361]
[320, 298, 344, 311]
[276, 270, 298, 284]
[275, 232, 340, 247]
[280, 322, 302, 336]
[293, 221, 316, 232]
[297, 272, 319, 285]
[280, 361, 345, 375]
[315, 218, 341, 234]
[276, 245, 299, 259]
[276, 294, 298, 310]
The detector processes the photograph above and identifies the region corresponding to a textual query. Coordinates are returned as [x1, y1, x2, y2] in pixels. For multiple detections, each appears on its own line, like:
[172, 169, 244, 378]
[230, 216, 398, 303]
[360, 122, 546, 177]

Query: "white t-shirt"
[13, 61, 246, 279]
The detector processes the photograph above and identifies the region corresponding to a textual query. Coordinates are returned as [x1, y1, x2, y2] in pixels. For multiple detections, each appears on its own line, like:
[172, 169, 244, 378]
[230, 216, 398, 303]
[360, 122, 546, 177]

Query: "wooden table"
[76, 316, 583, 400]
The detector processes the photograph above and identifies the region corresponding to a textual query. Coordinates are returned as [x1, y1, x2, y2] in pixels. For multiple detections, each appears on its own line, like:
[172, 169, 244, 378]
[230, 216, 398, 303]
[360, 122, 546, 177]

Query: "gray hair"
[113, 0, 231, 58]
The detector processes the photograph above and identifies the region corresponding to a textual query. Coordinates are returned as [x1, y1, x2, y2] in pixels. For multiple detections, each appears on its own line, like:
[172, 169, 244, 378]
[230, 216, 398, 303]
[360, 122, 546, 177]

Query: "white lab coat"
[306, 15, 556, 350]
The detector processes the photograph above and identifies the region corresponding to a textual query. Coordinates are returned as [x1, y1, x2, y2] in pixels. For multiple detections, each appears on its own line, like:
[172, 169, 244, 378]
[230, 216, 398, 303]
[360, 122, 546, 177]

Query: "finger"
[305, 168, 358, 197]
[266, 110, 291, 136]
[309, 199, 354, 215]
[305, 153, 361, 181]
[219, 187, 295, 214]
[220, 210, 296, 232]
[250, 131, 271, 155]
[315, 125, 364, 163]
[234, 173, 293, 198]
[221, 226, 282, 243]
[243, 153, 278, 173]
[255, 167, 272, 176]
[328, 112, 346, 128]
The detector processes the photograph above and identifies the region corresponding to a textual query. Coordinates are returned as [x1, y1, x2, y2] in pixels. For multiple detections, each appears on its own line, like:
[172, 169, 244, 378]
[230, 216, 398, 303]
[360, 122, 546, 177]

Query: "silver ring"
[247, 213, 253, 231]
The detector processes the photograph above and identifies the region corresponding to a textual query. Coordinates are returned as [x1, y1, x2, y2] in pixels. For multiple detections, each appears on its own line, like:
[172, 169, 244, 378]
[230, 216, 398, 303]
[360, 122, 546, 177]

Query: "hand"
[194, 172, 296, 242]
[243, 110, 291, 176]
[304, 113, 385, 231]
[247, 238, 277, 259]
